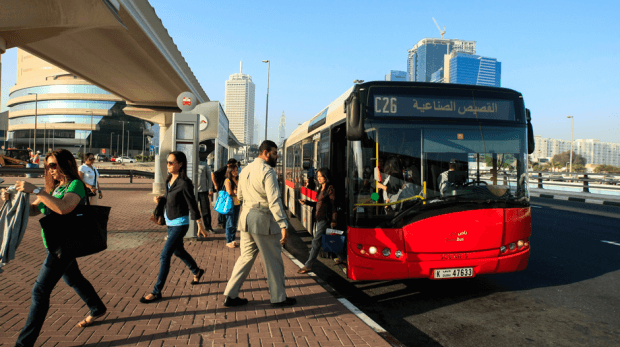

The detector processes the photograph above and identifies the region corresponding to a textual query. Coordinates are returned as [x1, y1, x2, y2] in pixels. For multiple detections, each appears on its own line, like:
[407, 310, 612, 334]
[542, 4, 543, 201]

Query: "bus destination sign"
[373, 95, 514, 121]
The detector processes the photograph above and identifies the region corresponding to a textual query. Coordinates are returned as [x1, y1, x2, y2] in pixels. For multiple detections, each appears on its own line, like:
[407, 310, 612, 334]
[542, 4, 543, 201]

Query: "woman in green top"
[1, 149, 107, 347]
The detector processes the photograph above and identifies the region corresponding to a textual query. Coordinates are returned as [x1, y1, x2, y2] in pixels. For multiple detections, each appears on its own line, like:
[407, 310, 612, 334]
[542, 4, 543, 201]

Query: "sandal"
[334, 259, 346, 265]
[226, 242, 236, 249]
[297, 267, 312, 274]
[76, 311, 106, 328]
[191, 269, 205, 285]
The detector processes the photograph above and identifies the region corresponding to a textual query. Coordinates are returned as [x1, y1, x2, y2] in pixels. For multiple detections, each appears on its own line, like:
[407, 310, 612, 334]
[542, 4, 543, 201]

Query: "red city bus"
[281, 81, 535, 281]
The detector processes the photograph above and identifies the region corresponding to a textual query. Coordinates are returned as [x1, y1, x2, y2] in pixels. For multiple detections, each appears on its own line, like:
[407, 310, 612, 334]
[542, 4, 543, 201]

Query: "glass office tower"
[407, 38, 476, 82]
[6, 49, 154, 156]
[449, 53, 501, 87]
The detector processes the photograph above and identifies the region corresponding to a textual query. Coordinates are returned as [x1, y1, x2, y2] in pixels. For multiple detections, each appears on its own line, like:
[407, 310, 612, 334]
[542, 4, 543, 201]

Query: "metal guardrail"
[527, 171, 620, 193]
[0, 168, 154, 183]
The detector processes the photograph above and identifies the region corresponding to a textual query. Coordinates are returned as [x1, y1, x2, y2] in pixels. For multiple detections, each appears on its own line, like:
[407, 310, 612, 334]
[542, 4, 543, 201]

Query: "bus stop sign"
[177, 91, 197, 112]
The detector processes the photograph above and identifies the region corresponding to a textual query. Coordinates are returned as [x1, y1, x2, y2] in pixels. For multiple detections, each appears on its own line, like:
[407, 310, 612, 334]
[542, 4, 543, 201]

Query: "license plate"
[434, 267, 474, 279]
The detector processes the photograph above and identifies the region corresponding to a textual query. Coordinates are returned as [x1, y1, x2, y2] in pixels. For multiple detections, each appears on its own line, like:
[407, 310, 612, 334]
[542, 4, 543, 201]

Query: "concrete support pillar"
[153, 120, 173, 195]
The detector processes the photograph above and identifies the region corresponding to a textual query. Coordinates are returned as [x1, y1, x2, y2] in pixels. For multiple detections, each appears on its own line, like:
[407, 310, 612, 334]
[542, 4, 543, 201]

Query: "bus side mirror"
[346, 94, 363, 141]
[526, 109, 535, 155]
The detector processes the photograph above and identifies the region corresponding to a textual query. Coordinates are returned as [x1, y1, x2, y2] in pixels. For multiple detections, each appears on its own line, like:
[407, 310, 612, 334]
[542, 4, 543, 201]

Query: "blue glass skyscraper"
[385, 70, 407, 81]
[449, 53, 501, 87]
[407, 38, 476, 82]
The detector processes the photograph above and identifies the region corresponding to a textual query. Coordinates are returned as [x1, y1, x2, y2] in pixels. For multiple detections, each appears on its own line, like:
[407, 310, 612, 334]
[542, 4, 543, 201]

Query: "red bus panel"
[347, 207, 531, 281]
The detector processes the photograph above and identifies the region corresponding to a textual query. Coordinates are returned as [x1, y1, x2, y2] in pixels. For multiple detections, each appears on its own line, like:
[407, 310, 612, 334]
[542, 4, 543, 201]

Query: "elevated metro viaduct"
[0, 0, 243, 194]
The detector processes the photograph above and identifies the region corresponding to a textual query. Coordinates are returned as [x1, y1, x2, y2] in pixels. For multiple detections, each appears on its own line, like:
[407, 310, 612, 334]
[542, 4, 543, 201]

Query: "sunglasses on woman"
[47, 163, 58, 169]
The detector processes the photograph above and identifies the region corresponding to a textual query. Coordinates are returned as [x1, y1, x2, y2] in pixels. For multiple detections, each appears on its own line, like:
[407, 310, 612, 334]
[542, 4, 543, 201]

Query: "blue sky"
[2, 0, 619, 143]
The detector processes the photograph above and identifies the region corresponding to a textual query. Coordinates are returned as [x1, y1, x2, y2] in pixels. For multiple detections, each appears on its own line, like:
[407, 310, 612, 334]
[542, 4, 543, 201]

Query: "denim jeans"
[152, 224, 200, 296]
[15, 253, 106, 347]
[225, 205, 240, 244]
[305, 219, 328, 268]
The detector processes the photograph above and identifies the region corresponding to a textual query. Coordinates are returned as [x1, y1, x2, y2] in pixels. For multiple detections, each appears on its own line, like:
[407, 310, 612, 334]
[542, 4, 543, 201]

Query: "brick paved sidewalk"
[0, 180, 389, 347]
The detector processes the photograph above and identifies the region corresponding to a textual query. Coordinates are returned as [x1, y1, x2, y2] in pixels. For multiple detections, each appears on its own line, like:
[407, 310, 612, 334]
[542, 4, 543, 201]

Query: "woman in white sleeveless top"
[78, 152, 102, 205]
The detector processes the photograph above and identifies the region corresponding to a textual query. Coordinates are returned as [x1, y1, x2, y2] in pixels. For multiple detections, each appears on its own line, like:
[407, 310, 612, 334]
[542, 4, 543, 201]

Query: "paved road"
[285, 198, 620, 347]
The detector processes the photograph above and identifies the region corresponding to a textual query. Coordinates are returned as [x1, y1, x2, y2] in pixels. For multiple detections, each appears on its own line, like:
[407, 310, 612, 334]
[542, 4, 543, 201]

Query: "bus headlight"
[500, 246, 507, 253]
[382, 248, 391, 257]
[509, 243, 516, 251]
[517, 240, 524, 249]
[395, 250, 402, 258]
[369, 246, 377, 255]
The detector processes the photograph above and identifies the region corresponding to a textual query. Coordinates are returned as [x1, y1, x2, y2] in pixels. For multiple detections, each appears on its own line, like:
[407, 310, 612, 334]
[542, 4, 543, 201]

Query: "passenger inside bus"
[438, 159, 460, 197]
[376, 157, 416, 211]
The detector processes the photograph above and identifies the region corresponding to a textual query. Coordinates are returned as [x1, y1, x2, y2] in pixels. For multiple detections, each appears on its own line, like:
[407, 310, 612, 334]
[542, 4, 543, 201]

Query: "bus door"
[330, 123, 347, 228]
[301, 139, 315, 232]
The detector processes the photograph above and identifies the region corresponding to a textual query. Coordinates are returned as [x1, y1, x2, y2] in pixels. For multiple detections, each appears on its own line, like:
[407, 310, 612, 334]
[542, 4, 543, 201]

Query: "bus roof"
[285, 81, 524, 147]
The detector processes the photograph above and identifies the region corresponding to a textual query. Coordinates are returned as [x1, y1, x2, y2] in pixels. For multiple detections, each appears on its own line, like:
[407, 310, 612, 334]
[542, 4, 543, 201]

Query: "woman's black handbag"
[39, 185, 110, 259]
[150, 197, 166, 225]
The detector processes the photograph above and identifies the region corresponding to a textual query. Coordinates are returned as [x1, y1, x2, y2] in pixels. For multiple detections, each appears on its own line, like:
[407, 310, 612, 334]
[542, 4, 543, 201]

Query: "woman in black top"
[140, 151, 207, 303]
[297, 167, 343, 274]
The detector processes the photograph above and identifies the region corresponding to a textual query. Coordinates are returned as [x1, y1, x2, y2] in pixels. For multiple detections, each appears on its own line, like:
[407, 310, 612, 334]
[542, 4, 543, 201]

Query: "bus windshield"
[348, 120, 529, 228]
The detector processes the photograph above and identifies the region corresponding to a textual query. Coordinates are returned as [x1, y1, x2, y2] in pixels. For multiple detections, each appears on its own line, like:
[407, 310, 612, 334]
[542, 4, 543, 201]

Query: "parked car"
[96, 154, 109, 162]
[116, 156, 136, 163]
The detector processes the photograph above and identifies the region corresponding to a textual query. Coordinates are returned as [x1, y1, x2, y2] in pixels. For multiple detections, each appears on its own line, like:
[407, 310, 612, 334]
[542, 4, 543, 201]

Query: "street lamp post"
[567, 116, 574, 173]
[28, 93, 38, 153]
[127, 130, 130, 157]
[110, 132, 114, 158]
[87, 110, 93, 152]
[121, 121, 125, 157]
[262, 60, 270, 141]
[117, 134, 119, 157]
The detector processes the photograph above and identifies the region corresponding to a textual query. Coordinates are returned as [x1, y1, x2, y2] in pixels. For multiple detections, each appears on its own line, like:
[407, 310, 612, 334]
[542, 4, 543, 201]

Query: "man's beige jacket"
[237, 158, 288, 235]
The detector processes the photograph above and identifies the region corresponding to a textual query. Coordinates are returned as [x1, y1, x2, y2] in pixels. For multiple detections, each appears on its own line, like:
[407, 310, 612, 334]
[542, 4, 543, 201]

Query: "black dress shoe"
[191, 269, 205, 285]
[271, 297, 296, 307]
[139, 293, 162, 304]
[223, 296, 248, 307]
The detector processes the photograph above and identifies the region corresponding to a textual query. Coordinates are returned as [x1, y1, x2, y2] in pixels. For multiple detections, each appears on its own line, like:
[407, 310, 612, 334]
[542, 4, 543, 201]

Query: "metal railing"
[0, 168, 154, 183]
[527, 171, 620, 193]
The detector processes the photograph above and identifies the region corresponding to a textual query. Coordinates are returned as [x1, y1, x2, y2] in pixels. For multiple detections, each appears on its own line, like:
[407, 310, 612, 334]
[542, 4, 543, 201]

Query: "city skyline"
[2, 0, 618, 144]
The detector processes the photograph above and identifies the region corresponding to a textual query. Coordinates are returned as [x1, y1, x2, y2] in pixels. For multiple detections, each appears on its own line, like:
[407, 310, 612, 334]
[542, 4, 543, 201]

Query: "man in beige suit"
[222, 140, 296, 307]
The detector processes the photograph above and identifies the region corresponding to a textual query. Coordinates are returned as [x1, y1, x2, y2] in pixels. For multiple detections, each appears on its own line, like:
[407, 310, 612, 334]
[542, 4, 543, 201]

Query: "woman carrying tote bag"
[0, 149, 107, 347]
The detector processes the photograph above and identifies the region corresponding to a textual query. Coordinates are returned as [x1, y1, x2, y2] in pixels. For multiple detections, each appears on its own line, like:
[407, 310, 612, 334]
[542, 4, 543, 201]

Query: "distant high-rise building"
[224, 60, 255, 145]
[447, 52, 501, 87]
[385, 70, 407, 81]
[254, 117, 261, 145]
[278, 111, 286, 145]
[431, 51, 501, 87]
[532, 136, 620, 166]
[407, 38, 476, 82]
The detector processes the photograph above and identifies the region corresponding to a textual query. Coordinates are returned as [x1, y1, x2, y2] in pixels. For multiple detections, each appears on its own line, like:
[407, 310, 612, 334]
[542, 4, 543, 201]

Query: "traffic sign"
[150, 145, 154, 151]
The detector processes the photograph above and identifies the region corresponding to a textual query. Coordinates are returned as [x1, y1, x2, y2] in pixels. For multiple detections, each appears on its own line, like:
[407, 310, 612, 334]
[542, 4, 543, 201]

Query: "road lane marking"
[531, 205, 542, 208]
[601, 240, 620, 246]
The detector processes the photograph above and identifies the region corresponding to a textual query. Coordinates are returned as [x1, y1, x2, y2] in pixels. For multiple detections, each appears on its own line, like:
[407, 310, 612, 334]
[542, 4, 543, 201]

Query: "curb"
[281, 247, 407, 347]
[530, 192, 620, 206]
